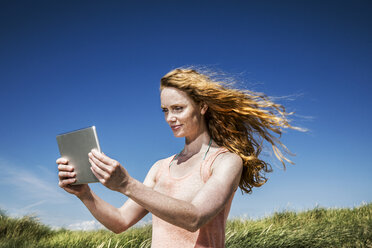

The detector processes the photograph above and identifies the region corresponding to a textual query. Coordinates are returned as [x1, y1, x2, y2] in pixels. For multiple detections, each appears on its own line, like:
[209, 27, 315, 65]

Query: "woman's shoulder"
[203, 147, 243, 182]
[210, 146, 241, 160]
[150, 154, 176, 170]
[210, 147, 243, 168]
[146, 155, 175, 184]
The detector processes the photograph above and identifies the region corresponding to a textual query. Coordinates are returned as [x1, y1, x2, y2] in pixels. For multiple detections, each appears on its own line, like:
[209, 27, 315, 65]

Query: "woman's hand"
[56, 158, 90, 199]
[89, 150, 131, 193]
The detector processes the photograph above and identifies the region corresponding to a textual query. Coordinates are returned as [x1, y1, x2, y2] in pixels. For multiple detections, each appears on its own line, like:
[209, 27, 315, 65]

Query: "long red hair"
[161, 68, 303, 193]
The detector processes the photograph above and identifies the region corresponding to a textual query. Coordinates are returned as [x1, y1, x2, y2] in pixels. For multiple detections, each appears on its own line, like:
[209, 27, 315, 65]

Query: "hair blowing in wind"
[161, 68, 304, 194]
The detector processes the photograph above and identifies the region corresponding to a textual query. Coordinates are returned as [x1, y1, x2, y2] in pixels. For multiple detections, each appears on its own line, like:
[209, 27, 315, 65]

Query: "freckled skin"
[56, 86, 243, 235]
[160, 87, 205, 141]
[160, 87, 211, 178]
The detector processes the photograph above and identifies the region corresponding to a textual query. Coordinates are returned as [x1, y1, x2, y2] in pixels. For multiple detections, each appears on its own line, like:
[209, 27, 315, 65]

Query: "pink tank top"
[151, 148, 235, 248]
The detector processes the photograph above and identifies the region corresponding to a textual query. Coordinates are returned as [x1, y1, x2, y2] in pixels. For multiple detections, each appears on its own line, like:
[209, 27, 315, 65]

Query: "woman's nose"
[166, 113, 176, 123]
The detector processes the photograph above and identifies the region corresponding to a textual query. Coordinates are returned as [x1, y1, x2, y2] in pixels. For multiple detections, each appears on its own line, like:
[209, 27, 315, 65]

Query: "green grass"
[226, 203, 372, 248]
[1, 203, 371, 248]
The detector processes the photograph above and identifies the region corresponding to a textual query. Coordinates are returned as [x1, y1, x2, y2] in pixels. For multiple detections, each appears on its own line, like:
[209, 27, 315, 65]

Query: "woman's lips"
[171, 124, 182, 131]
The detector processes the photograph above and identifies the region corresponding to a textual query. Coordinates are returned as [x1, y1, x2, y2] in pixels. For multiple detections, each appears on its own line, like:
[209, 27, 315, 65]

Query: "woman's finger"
[58, 164, 74, 172]
[89, 153, 112, 173]
[56, 157, 69, 164]
[91, 149, 115, 165]
[90, 165, 109, 185]
[89, 158, 109, 180]
[58, 171, 76, 179]
[90, 166, 105, 184]
[59, 178, 76, 187]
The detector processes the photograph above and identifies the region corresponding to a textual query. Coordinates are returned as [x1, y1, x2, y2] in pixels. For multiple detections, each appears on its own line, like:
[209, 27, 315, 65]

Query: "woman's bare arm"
[57, 158, 160, 233]
[89, 150, 242, 232]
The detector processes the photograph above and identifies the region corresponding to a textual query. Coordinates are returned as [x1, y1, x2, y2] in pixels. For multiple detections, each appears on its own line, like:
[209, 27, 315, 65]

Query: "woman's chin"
[172, 131, 185, 138]
[173, 134, 185, 138]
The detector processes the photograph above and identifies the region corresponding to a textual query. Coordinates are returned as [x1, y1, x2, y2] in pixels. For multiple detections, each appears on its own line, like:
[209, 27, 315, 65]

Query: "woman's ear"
[200, 103, 208, 115]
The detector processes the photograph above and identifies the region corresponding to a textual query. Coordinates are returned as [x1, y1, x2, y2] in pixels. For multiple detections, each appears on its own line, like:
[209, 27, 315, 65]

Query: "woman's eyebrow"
[161, 103, 184, 108]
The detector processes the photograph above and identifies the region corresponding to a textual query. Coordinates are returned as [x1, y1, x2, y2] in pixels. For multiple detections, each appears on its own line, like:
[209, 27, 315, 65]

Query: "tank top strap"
[201, 147, 229, 183]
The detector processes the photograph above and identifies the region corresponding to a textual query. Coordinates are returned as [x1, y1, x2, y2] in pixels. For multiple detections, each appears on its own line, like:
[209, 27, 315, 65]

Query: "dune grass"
[1, 203, 371, 248]
[225, 203, 372, 248]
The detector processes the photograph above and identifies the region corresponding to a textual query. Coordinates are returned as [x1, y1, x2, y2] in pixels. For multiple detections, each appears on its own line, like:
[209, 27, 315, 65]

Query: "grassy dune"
[1, 203, 371, 248]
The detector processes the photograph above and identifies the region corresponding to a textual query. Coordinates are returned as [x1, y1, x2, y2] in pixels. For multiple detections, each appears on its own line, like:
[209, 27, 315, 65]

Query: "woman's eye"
[174, 106, 183, 111]
[161, 108, 168, 113]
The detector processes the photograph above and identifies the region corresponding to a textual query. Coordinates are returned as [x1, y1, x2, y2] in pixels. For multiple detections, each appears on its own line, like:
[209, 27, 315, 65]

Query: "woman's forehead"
[160, 87, 193, 106]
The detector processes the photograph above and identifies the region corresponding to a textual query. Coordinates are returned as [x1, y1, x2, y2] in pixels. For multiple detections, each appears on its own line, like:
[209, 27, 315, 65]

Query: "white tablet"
[56, 126, 101, 185]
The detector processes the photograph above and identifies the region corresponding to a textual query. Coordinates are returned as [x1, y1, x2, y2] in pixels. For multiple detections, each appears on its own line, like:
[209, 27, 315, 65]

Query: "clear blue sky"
[0, 0, 371, 230]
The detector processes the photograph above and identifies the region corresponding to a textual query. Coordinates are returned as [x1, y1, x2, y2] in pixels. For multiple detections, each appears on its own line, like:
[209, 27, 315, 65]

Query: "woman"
[57, 68, 299, 247]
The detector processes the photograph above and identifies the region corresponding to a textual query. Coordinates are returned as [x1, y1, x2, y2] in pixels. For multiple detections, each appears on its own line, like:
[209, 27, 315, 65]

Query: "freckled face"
[160, 87, 203, 138]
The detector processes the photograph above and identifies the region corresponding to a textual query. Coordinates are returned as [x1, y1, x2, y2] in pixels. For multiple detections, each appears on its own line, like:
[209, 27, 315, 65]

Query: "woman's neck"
[183, 129, 211, 156]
